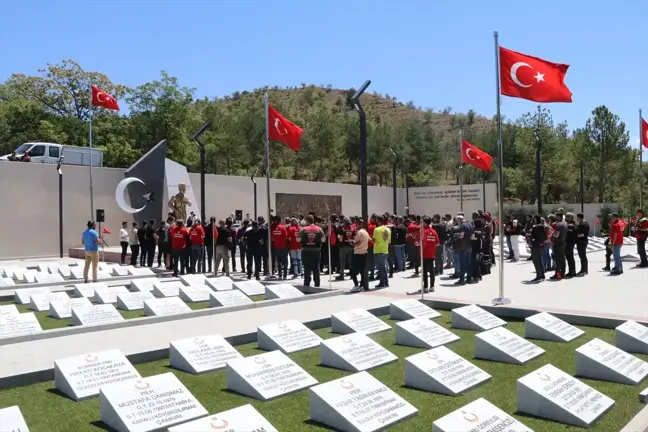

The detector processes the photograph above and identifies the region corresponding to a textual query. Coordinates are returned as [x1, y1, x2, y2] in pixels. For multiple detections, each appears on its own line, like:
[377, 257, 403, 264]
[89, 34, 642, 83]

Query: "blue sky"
[2, 0, 646, 146]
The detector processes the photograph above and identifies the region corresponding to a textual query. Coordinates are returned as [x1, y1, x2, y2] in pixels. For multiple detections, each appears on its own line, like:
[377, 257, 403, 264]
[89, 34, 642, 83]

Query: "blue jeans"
[458, 250, 471, 281]
[543, 245, 552, 270]
[394, 245, 406, 271]
[452, 251, 460, 275]
[375, 253, 389, 285]
[612, 245, 623, 272]
[289, 249, 302, 275]
[276, 247, 289, 278]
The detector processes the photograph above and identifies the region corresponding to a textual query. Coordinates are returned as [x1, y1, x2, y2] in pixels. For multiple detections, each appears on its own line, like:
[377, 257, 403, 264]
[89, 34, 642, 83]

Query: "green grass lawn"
[0, 312, 645, 431]
[0, 295, 266, 330]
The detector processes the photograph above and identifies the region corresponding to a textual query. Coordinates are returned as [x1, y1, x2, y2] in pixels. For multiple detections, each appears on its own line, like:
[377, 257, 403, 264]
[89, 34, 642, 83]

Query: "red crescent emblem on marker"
[210, 418, 229, 429]
[193, 338, 204, 344]
[85, 354, 99, 363]
[491, 331, 500, 338]
[427, 352, 439, 360]
[341, 336, 354, 343]
[411, 320, 420, 326]
[462, 411, 479, 423]
[254, 356, 267, 364]
[277, 323, 288, 329]
[339, 380, 354, 390]
[134, 381, 150, 390]
[589, 345, 601, 351]
[537, 373, 551, 381]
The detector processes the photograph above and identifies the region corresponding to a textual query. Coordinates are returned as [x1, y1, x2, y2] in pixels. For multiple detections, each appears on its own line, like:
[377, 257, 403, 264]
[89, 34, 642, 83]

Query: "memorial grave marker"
[21, 270, 37, 283]
[451, 305, 506, 331]
[475, 327, 545, 365]
[169, 334, 243, 374]
[331, 309, 391, 335]
[34, 271, 64, 284]
[0, 277, 15, 287]
[265, 283, 305, 300]
[49, 297, 92, 319]
[390, 299, 442, 321]
[309, 371, 418, 432]
[116, 291, 155, 311]
[73, 282, 108, 299]
[168, 404, 278, 432]
[127, 267, 155, 276]
[94, 286, 130, 304]
[405, 346, 491, 395]
[205, 276, 234, 291]
[524, 312, 584, 342]
[616, 320, 648, 354]
[99, 372, 208, 432]
[320, 332, 398, 372]
[396, 318, 460, 349]
[57, 264, 72, 278]
[226, 350, 318, 401]
[234, 280, 265, 296]
[15, 287, 51, 305]
[0, 312, 42, 338]
[111, 266, 130, 277]
[257, 320, 322, 354]
[179, 284, 212, 303]
[209, 289, 253, 307]
[575, 338, 648, 385]
[517, 363, 615, 428]
[29, 291, 69, 312]
[143, 296, 192, 317]
[433, 397, 532, 432]
[70, 266, 85, 280]
[54, 349, 141, 401]
[98, 262, 113, 272]
[179, 273, 207, 286]
[0, 405, 30, 432]
[130, 277, 158, 292]
[71, 304, 125, 326]
[97, 270, 112, 279]
[152, 281, 183, 298]
[640, 387, 648, 404]
[0, 304, 19, 315]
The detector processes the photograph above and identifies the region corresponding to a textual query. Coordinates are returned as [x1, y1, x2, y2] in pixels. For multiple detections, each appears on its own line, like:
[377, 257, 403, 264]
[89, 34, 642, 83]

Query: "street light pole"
[533, 128, 543, 215]
[57, 156, 64, 258]
[251, 168, 258, 219]
[191, 122, 211, 224]
[350, 80, 372, 222]
[390, 148, 397, 215]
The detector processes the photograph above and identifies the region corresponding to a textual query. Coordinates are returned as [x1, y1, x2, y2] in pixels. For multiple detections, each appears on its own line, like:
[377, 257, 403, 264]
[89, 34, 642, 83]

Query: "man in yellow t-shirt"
[373, 216, 392, 288]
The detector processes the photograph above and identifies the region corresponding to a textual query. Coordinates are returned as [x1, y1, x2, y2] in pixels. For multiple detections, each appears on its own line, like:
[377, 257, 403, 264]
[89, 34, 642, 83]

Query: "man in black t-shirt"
[432, 214, 447, 275]
[551, 212, 568, 280]
[391, 217, 407, 272]
[335, 217, 356, 280]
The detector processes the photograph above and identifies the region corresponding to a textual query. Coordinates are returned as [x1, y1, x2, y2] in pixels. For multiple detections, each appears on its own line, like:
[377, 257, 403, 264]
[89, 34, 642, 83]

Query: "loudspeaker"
[96, 209, 105, 223]
[235, 210, 243, 221]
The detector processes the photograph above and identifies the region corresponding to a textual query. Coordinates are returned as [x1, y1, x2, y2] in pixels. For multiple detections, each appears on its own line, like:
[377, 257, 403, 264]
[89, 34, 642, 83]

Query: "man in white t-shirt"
[119, 221, 129, 265]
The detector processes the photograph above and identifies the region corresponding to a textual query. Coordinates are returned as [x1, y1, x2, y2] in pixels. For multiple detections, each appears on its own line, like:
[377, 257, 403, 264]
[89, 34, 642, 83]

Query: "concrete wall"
[409, 183, 498, 217]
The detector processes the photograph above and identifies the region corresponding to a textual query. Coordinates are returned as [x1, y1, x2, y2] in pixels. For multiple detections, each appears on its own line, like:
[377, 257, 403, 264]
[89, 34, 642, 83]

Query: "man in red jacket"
[271, 215, 289, 279]
[421, 216, 439, 293]
[169, 220, 190, 277]
[288, 218, 303, 278]
[633, 209, 648, 267]
[406, 216, 421, 275]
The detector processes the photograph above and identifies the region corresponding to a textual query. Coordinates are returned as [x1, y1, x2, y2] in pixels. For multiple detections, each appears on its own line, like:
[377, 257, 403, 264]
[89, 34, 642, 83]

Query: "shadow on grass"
[89, 420, 112, 431]
[303, 419, 339, 430]
[45, 388, 69, 398]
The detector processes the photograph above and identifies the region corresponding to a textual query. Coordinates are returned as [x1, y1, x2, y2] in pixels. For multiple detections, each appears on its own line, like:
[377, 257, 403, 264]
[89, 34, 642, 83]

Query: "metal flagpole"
[328, 219, 332, 290]
[640, 109, 644, 210]
[88, 84, 95, 220]
[459, 130, 464, 213]
[263, 93, 273, 272]
[492, 31, 510, 306]
[419, 220, 425, 300]
[212, 220, 217, 277]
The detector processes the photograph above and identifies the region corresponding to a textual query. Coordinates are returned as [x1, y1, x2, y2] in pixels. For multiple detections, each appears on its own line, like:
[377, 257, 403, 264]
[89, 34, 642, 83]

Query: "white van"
[0, 142, 104, 166]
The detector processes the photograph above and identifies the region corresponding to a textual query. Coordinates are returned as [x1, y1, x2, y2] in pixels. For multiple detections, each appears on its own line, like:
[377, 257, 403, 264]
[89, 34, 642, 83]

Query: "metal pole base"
[491, 297, 511, 306]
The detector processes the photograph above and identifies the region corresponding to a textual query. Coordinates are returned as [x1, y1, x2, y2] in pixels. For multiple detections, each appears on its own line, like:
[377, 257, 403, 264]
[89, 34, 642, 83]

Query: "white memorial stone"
[49, 297, 92, 319]
[433, 397, 532, 432]
[179, 274, 208, 286]
[130, 277, 158, 292]
[234, 280, 265, 296]
[127, 267, 155, 276]
[143, 297, 191, 317]
[205, 276, 234, 291]
[73, 282, 108, 298]
[21, 270, 36, 284]
[94, 286, 130, 304]
[0, 277, 15, 287]
[71, 304, 125, 326]
[34, 272, 64, 284]
[8, 267, 26, 280]
[168, 404, 277, 432]
[57, 264, 72, 278]
[116, 291, 155, 311]
[111, 266, 130, 277]
[640, 387, 648, 404]
[405, 346, 491, 396]
[451, 305, 507, 331]
[37, 263, 52, 273]
[331, 309, 391, 335]
[517, 364, 615, 428]
[396, 318, 460, 349]
[169, 334, 243, 374]
[29, 291, 69, 312]
[54, 349, 141, 401]
[226, 350, 318, 401]
[524, 312, 584, 343]
[15, 287, 51, 305]
[98, 262, 113, 272]
[69, 266, 85, 279]
[475, 327, 545, 365]
[320, 333, 397, 372]
[0, 304, 19, 315]
[257, 320, 322, 354]
[0, 312, 42, 338]
[0, 266, 17, 278]
[209, 290, 253, 307]
[97, 270, 112, 280]
[575, 338, 648, 385]
[265, 283, 305, 300]
[179, 285, 212, 303]
[152, 281, 183, 298]
[0, 405, 30, 432]
[310, 371, 418, 431]
[99, 372, 208, 432]
[390, 299, 442, 321]
[616, 320, 648, 354]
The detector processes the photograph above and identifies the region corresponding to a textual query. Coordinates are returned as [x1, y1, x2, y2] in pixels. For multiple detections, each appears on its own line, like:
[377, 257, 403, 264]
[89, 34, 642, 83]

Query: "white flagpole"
[263, 93, 273, 274]
[89, 84, 95, 220]
[640, 108, 644, 210]
[459, 130, 464, 213]
[492, 31, 510, 306]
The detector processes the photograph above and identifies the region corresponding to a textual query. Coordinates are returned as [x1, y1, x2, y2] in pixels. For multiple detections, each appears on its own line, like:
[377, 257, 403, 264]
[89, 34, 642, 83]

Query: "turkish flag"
[91, 85, 120, 111]
[102, 227, 112, 234]
[461, 139, 493, 172]
[499, 47, 572, 103]
[641, 117, 648, 149]
[268, 105, 303, 151]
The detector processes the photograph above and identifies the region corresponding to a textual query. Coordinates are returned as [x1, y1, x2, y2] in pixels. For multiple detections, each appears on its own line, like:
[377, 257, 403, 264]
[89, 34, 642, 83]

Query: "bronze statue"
[168, 182, 191, 222]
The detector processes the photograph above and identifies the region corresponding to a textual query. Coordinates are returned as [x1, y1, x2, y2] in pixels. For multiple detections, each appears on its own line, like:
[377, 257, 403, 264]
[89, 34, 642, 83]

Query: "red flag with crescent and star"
[91, 85, 120, 111]
[268, 105, 303, 151]
[641, 117, 648, 149]
[499, 47, 572, 103]
[461, 139, 493, 172]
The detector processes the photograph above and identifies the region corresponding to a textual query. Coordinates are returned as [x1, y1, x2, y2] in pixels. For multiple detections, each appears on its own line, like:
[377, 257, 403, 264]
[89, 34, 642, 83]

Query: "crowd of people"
[91, 207, 648, 288]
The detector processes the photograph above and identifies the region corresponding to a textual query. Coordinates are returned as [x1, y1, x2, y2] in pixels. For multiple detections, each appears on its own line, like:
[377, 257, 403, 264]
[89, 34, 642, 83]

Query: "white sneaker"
[350, 286, 363, 293]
